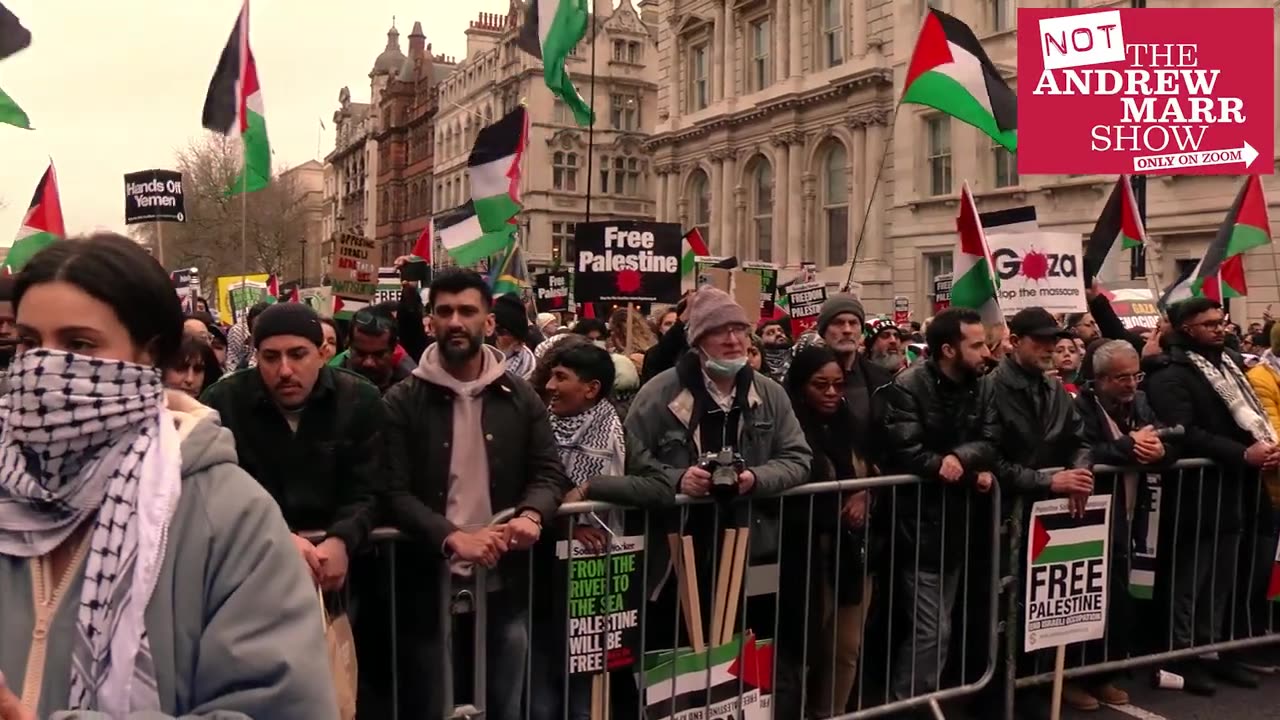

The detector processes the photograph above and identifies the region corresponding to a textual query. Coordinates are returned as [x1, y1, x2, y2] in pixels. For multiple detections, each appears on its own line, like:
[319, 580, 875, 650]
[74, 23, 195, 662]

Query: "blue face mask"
[705, 356, 748, 379]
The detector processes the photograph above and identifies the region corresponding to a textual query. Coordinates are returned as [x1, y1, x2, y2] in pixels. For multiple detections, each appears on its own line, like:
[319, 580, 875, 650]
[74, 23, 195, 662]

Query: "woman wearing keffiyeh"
[0, 234, 336, 719]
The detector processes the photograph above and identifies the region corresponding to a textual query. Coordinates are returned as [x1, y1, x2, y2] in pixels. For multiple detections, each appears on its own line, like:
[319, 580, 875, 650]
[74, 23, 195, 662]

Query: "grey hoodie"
[0, 391, 338, 719]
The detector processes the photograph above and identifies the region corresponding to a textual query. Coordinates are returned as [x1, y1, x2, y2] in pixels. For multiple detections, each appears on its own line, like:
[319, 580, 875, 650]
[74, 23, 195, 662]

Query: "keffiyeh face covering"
[0, 349, 172, 714]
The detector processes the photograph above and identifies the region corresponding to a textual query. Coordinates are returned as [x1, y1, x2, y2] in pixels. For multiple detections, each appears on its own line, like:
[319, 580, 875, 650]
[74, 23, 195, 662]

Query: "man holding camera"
[624, 285, 810, 624]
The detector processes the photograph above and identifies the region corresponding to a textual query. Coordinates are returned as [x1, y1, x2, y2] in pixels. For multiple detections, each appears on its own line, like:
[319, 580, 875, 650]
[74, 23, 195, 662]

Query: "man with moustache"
[201, 302, 384, 591]
[876, 307, 996, 704]
[383, 268, 568, 720]
[865, 316, 908, 373]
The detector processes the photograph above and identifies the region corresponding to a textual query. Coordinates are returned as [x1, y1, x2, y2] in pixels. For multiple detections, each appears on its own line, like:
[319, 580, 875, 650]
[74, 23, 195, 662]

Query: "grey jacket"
[593, 365, 811, 592]
[0, 393, 338, 719]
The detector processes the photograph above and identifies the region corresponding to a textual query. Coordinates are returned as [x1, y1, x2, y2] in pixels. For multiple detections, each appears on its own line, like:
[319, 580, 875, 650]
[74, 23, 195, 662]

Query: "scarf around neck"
[550, 399, 625, 531]
[0, 349, 181, 715]
[1184, 348, 1278, 444]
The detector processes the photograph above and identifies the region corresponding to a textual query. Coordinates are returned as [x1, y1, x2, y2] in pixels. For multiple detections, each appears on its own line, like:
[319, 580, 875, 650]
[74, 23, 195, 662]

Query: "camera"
[1155, 425, 1185, 440]
[699, 449, 747, 498]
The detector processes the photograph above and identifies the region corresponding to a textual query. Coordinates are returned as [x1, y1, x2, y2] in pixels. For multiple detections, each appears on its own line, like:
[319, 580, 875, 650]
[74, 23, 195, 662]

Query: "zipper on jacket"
[22, 531, 93, 713]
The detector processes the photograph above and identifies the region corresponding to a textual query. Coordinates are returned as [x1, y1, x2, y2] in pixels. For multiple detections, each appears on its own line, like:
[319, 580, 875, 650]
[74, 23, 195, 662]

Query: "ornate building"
[279, 160, 326, 286]
[433, 0, 660, 268]
[374, 22, 455, 264]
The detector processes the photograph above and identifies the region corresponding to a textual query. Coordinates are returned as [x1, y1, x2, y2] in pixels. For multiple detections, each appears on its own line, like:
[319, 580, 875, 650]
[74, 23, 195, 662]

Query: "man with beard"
[201, 302, 384, 591]
[877, 307, 995, 705]
[383, 268, 568, 720]
[1145, 297, 1280, 692]
[865, 317, 907, 373]
[0, 277, 16, 392]
[757, 317, 792, 381]
[817, 293, 895, 447]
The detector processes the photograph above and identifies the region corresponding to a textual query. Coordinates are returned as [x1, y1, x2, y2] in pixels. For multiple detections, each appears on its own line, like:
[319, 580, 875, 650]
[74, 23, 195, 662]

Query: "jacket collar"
[667, 380, 763, 429]
[996, 355, 1053, 391]
[251, 364, 337, 409]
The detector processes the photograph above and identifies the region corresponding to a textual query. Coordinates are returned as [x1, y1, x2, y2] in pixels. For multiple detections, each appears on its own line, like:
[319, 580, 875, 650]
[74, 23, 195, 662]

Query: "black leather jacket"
[1074, 384, 1180, 468]
[876, 360, 996, 566]
[981, 356, 1093, 498]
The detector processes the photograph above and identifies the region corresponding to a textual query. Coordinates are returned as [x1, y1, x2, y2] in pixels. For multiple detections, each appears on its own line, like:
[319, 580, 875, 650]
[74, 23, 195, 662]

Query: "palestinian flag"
[410, 223, 432, 262]
[5, 163, 64, 274]
[0, 2, 31, 61]
[202, 0, 271, 196]
[434, 201, 518, 267]
[1191, 175, 1271, 302]
[515, 0, 593, 127]
[950, 183, 1001, 322]
[469, 106, 527, 234]
[680, 227, 709, 277]
[0, 86, 28, 129]
[1030, 506, 1108, 566]
[643, 634, 773, 720]
[1083, 176, 1145, 284]
[902, 9, 1017, 153]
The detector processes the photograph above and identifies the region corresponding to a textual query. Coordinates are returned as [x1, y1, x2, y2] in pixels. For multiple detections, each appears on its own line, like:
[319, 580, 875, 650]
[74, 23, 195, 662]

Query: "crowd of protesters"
[1, 232, 1280, 720]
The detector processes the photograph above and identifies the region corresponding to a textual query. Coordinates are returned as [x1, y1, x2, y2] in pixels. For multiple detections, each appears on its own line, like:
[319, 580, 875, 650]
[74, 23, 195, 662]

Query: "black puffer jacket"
[876, 360, 996, 567]
[981, 356, 1093, 498]
[1074, 384, 1180, 468]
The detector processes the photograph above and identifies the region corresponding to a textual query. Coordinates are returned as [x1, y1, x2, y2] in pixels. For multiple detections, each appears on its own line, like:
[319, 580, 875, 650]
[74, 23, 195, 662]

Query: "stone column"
[863, 113, 887, 262]
[657, 171, 669, 223]
[712, 3, 726, 102]
[772, 140, 791, 265]
[666, 166, 681, 224]
[720, 152, 738, 254]
[802, 175, 816, 263]
[723, 2, 736, 100]
[786, 133, 805, 264]
[666, 25, 681, 115]
[789, 0, 802, 78]
[735, 192, 748, 260]
[710, 157, 725, 253]
[852, 0, 867, 58]
[775, 0, 790, 79]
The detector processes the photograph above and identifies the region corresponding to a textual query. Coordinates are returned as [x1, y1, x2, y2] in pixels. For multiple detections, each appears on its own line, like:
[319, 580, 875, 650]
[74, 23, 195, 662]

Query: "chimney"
[408, 21, 425, 56]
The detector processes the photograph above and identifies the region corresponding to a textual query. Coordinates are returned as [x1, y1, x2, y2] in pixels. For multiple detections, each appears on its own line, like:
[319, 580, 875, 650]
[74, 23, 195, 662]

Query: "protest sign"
[536, 271, 571, 312]
[694, 256, 736, 287]
[299, 287, 333, 318]
[642, 633, 773, 720]
[741, 262, 778, 317]
[784, 281, 827, 337]
[1017, 8, 1274, 176]
[171, 267, 200, 312]
[124, 169, 186, 224]
[575, 221, 682, 304]
[1129, 477, 1161, 600]
[933, 273, 952, 313]
[989, 231, 1087, 314]
[216, 274, 271, 324]
[1105, 286, 1161, 331]
[893, 296, 910, 325]
[330, 233, 378, 313]
[1025, 494, 1112, 652]
[555, 535, 645, 674]
[373, 267, 401, 305]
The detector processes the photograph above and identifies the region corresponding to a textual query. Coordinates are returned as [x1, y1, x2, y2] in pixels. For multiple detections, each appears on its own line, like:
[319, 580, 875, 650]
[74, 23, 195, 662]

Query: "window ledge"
[906, 194, 959, 213]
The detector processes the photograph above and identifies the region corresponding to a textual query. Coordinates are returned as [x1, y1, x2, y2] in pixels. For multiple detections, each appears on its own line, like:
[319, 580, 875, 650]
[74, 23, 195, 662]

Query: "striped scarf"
[0, 350, 179, 714]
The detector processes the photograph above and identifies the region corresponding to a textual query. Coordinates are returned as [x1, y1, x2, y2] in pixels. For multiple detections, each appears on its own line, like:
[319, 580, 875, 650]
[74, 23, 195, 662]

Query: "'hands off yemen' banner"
[573, 221, 682, 305]
[124, 169, 186, 224]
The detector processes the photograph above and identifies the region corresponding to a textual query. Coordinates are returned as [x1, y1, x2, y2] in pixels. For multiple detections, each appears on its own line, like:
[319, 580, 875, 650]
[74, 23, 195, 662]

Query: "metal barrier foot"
[928, 698, 946, 720]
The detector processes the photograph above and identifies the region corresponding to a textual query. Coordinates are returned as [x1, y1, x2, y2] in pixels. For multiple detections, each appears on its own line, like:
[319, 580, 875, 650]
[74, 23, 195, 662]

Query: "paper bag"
[320, 590, 358, 720]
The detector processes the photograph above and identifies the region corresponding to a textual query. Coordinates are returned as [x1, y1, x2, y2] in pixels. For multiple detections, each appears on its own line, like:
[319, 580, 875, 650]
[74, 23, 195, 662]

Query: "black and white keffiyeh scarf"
[1185, 349, 1278, 443]
[550, 399, 625, 529]
[0, 349, 181, 715]
[505, 343, 537, 379]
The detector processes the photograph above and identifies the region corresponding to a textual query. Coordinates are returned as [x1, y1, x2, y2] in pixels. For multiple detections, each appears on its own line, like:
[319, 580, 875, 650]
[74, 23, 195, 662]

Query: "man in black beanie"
[201, 301, 385, 593]
[493, 293, 536, 378]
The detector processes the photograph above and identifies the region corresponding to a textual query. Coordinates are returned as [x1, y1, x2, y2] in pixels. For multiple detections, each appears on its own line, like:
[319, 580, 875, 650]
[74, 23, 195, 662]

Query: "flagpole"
[240, 169, 248, 315]
[843, 98, 902, 291]
[583, 7, 599, 224]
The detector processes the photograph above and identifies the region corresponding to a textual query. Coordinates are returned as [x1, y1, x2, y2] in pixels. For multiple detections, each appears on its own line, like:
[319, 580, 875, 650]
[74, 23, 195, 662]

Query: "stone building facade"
[651, 0, 1280, 319]
[279, 160, 326, 286]
[433, 0, 660, 268]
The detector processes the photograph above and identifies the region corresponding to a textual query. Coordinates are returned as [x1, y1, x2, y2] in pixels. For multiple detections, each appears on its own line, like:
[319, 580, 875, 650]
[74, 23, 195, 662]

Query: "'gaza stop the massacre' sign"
[1017, 8, 1274, 175]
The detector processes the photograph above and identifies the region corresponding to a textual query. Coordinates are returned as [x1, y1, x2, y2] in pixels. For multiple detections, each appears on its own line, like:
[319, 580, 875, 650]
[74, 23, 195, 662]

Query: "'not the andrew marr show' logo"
[1017, 8, 1273, 176]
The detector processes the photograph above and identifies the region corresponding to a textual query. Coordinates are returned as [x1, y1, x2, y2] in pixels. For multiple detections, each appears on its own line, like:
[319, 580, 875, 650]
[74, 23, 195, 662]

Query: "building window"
[689, 45, 709, 110]
[991, 0, 1012, 31]
[749, 19, 772, 91]
[553, 151, 579, 191]
[628, 41, 642, 63]
[926, 252, 954, 308]
[822, 144, 849, 266]
[688, 170, 712, 248]
[599, 155, 611, 193]
[552, 221, 577, 265]
[553, 99, 570, 124]
[613, 40, 627, 62]
[611, 93, 639, 131]
[992, 141, 1018, 188]
[751, 161, 773, 262]
[821, 0, 844, 68]
[927, 116, 952, 196]
[616, 156, 641, 196]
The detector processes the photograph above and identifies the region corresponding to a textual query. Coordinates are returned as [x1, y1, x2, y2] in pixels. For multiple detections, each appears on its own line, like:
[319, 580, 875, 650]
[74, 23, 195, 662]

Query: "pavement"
[1057, 672, 1280, 720]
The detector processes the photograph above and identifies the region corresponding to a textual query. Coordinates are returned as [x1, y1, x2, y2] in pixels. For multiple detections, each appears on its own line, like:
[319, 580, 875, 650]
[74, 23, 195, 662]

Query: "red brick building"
[373, 22, 455, 264]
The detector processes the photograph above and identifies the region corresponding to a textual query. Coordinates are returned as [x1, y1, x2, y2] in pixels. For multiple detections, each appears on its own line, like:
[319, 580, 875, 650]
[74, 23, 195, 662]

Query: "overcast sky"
[0, 0, 505, 241]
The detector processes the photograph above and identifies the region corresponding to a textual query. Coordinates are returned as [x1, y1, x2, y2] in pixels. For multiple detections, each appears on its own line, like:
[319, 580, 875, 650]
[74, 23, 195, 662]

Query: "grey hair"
[1091, 339, 1139, 377]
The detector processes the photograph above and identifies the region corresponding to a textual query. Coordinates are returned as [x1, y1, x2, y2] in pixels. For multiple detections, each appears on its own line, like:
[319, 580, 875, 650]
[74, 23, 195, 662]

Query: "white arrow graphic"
[1133, 142, 1259, 172]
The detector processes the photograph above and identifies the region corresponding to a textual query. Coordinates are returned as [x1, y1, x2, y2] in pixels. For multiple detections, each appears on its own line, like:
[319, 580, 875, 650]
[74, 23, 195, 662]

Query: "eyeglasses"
[1186, 319, 1225, 330]
[352, 310, 395, 333]
[1106, 371, 1145, 384]
[707, 324, 750, 339]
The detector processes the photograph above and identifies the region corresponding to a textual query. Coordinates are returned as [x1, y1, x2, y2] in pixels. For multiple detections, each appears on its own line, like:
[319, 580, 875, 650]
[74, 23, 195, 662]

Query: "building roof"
[371, 25, 406, 76]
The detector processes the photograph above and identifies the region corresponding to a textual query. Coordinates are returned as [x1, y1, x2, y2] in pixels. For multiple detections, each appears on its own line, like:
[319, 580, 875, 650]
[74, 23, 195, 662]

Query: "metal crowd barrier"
[1002, 459, 1280, 719]
[317, 473, 1005, 720]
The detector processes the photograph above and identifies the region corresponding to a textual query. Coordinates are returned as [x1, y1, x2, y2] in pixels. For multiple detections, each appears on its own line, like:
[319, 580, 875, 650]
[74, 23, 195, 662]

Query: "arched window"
[821, 143, 849, 266]
[750, 159, 773, 262]
[687, 170, 711, 248]
[407, 182, 417, 216]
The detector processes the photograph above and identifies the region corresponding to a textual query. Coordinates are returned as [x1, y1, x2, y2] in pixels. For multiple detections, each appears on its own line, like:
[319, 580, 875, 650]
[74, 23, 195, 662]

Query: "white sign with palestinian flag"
[642, 633, 773, 720]
[436, 106, 529, 266]
[1024, 495, 1112, 653]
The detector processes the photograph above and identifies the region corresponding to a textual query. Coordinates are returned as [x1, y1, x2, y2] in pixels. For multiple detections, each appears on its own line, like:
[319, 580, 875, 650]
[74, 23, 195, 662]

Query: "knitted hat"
[493, 293, 530, 342]
[252, 302, 324, 348]
[816, 293, 865, 336]
[535, 312, 557, 333]
[686, 285, 750, 346]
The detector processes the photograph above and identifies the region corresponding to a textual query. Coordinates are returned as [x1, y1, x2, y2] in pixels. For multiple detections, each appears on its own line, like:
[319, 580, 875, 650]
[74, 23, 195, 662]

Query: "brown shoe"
[1062, 683, 1100, 711]
[1093, 683, 1130, 705]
